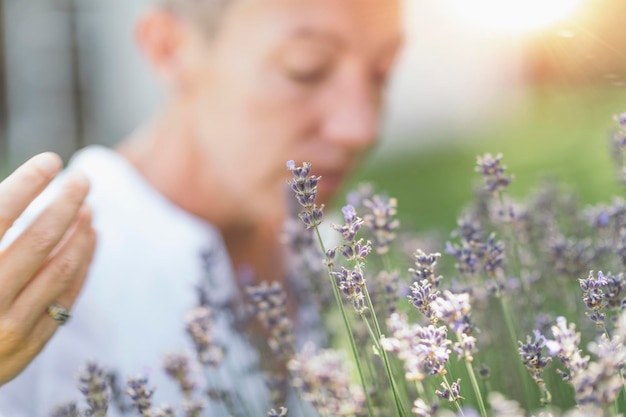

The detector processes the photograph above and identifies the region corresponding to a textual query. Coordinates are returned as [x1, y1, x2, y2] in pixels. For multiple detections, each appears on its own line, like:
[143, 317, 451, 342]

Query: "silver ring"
[47, 303, 70, 325]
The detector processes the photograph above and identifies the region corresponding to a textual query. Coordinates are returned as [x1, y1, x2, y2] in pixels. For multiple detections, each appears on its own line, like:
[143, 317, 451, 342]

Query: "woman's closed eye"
[273, 38, 337, 86]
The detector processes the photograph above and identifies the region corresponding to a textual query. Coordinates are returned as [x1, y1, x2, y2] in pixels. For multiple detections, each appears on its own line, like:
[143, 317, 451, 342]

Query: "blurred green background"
[348, 84, 626, 236]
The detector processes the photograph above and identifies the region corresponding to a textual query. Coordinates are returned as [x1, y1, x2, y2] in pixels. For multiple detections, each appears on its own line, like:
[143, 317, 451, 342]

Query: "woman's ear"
[135, 8, 187, 86]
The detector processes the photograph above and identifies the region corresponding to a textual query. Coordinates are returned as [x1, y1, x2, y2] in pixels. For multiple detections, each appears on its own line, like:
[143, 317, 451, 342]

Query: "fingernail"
[65, 170, 90, 188]
[32, 152, 62, 176]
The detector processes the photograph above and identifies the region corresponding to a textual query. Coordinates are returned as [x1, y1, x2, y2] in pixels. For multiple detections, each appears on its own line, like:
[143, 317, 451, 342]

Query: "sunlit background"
[1, 0, 626, 233]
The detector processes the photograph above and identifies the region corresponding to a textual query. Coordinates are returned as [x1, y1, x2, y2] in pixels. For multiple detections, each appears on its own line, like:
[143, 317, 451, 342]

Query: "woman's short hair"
[160, 0, 236, 37]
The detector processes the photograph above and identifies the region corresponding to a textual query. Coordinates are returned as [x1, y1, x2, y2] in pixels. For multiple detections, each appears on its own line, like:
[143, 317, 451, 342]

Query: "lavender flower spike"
[286, 160, 324, 229]
[49, 402, 80, 417]
[78, 362, 111, 417]
[267, 406, 288, 417]
[475, 152, 513, 195]
[126, 375, 155, 416]
[362, 194, 400, 255]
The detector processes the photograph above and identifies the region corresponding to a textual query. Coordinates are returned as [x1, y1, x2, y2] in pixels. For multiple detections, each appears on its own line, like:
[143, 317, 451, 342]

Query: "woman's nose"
[320, 66, 381, 151]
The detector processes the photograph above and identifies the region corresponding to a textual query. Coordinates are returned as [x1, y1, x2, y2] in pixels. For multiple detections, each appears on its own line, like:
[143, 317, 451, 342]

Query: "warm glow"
[443, 0, 586, 35]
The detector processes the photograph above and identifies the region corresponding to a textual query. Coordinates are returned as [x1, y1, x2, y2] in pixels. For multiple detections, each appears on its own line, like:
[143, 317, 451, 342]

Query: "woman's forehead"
[222, 0, 402, 48]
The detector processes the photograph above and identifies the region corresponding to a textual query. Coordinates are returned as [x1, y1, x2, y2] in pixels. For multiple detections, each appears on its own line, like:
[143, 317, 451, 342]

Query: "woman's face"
[178, 0, 402, 224]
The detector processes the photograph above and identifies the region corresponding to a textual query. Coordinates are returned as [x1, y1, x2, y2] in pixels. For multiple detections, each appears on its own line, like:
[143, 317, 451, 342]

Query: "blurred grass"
[348, 84, 626, 235]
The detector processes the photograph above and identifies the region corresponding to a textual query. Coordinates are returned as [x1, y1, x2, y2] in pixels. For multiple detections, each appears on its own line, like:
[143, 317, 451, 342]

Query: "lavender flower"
[375, 269, 401, 315]
[409, 250, 443, 287]
[409, 279, 440, 323]
[163, 353, 197, 398]
[49, 402, 80, 417]
[185, 306, 223, 366]
[475, 153, 513, 195]
[182, 398, 206, 417]
[578, 270, 609, 325]
[331, 266, 367, 314]
[346, 182, 375, 209]
[431, 290, 472, 334]
[381, 313, 451, 381]
[487, 392, 525, 417]
[436, 378, 462, 402]
[126, 375, 155, 415]
[152, 405, 176, 417]
[445, 241, 480, 276]
[78, 362, 111, 417]
[333, 205, 364, 244]
[286, 161, 324, 229]
[518, 330, 551, 386]
[362, 194, 400, 254]
[287, 343, 365, 416]
[571, 334, 626, 409]
[453, 332, 477, 363]
[267, 406, 288, 417]
[452, 215, 484, 243]
[245, 281, 294, 358]
[411, 399, 438, 417]
[546, 317, 589, 380]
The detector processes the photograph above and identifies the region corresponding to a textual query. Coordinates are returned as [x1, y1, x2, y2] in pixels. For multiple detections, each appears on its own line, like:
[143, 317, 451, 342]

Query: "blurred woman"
[0, 0, 402, 415]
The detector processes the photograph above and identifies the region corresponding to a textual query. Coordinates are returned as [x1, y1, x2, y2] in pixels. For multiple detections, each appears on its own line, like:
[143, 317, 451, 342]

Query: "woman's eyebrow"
[286, 27, 343, 47]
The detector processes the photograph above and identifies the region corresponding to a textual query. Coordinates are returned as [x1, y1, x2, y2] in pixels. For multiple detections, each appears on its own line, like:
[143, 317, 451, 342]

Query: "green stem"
[363, 285, 407, 416]
[313, 227, 376, 417]
[499, 295, 535, 410]
[360, 308, 407, 416]
[463, 361, 488, 417]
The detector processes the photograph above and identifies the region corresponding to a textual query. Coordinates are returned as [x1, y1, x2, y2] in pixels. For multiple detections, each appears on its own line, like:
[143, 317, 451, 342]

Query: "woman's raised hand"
[0, 152, 96, 385]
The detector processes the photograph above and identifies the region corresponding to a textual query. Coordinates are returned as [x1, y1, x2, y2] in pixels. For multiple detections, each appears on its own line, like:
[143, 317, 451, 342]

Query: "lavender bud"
[78, 362, 111, 417]
[126, 375, 155, 415]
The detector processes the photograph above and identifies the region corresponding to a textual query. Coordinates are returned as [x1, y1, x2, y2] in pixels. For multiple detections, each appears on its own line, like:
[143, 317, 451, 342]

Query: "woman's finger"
[0, 170, 90, 309]
[0, 226, 96, 385]
[0, 153, 63, 240]
[9, 207, 95, 332]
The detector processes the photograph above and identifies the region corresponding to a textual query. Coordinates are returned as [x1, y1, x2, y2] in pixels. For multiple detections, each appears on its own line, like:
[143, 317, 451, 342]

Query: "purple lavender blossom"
[182, 398, 206, 417]
[286, 161, 324, 229]
[518, 330, 551, 385]
[362, 194, 400, 254]
[287, 343, 365, 416]
[163, 353, 197, 398]
[126, 375, 155, 415]
[152, 405, 176, 417]
[487, 392, 525, 417]
[331, 266, 367, 314]
[572, 334, 626, 410]
[78, 362, 111, 417]
[453, 332, 477, 363]
[245, 281, 294, 358]
[376, 269, 401, 315]
[578, 270, 609, 325]
[408, 279, 440, 323]
[185, 306, 224, 366]
[409, 250, 443, 287]
[436, 378, 462, 402]
[345, 182, 375, 209]
[546, 317, 589, 380]
[475, 153, 513, 195]
[411, 399, 438, 417]
[49, 402, 80, 417]
[445, 241, 480, 276]
[381, 313, 451, 381]
[267, 406, 288, 417]
[452, 215, 484, 243]
[431, 290, 472, 334]
[333, 204, 364, 244]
